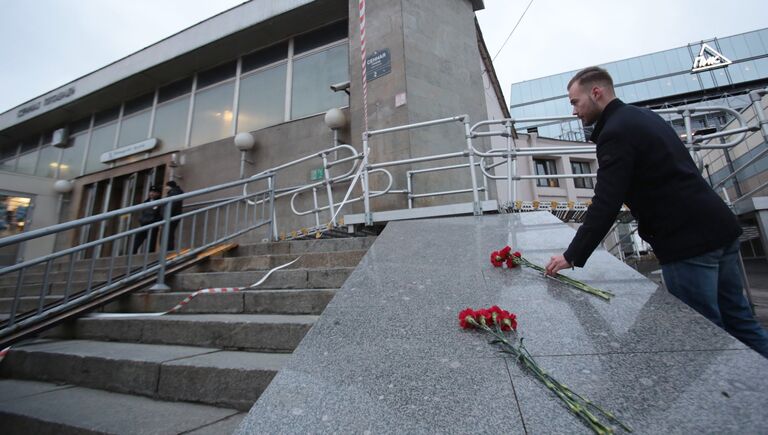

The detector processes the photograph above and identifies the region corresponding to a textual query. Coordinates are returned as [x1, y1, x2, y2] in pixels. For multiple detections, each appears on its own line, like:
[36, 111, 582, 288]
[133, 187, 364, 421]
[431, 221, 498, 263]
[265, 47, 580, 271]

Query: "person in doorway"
[132, 185, 162, 254]
[165, 180, 184, 250]
[544, 66, 768, 358]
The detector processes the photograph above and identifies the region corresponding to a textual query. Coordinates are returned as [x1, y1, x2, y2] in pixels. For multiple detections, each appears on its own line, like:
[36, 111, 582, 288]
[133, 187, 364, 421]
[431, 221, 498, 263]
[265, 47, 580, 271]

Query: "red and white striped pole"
[358, 0, 369, 133]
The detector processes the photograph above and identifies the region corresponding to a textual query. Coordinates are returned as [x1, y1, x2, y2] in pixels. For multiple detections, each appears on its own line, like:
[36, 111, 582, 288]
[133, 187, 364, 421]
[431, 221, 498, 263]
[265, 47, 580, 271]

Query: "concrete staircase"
[0, 236, 375, 434]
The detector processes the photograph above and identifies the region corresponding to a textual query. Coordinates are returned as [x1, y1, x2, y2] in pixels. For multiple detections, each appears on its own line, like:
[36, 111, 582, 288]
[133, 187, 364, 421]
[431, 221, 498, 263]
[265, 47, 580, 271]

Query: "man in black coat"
[132, 185, 162, 254]
[165, 180, 184, 250]
[545, 66, 768, 358]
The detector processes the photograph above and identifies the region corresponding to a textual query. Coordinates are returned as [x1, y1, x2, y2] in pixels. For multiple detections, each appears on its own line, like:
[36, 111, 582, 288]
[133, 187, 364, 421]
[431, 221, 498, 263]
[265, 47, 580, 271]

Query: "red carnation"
[458, 308, 476, 329]
[506, 257, 517, 268]
[475, 308, 493, 326]
[490, 251, 504, 267]
[500, 246, 512, 258]
[513, 251, 522, 258]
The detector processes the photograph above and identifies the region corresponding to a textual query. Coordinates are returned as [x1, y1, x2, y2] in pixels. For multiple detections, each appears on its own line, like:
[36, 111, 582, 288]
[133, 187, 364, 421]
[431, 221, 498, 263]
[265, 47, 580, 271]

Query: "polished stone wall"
[238, 212, 768, 433]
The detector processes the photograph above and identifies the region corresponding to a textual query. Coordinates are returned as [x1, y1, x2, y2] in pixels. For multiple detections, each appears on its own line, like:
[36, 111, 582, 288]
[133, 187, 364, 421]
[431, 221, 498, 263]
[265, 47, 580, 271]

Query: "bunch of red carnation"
[490, 246, 522, 268]
[458, 305, 517, 331]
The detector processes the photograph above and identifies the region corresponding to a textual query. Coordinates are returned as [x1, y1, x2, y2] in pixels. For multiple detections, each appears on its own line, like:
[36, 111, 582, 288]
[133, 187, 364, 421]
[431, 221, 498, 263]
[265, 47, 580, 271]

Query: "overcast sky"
[0, 0, 766, 113]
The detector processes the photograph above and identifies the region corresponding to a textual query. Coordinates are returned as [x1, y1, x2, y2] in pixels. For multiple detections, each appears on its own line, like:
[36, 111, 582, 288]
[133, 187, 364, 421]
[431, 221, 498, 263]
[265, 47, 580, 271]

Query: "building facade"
[508, 27, 768, 259]
[0, 0, 510, 263]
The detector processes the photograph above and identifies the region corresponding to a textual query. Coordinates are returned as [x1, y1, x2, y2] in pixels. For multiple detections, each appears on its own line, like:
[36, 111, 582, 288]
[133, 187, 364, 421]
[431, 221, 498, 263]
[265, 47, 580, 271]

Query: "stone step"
[169, 267, 354, 291]
[0, 268, 120, 286]
[102, 289, 336, 315]
[44, 314, 318, 352]
[0, 296, 63, 313]
[0, 378, 245, 435]
[230, 236, 376, 256]
[192, 250, 366, 273]
[0, 339, 289, 411]
[0, 279, 130, 299]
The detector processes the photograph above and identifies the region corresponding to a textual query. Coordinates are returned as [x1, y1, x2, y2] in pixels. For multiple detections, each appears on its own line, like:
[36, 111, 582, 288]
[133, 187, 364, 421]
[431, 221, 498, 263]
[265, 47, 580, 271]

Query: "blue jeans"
[662, 239, 768, 358]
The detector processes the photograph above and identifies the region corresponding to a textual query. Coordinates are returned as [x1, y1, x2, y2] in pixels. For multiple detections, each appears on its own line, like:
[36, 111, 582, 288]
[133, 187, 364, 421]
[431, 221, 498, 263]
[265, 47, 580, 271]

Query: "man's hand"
[545, 254, 572, 276]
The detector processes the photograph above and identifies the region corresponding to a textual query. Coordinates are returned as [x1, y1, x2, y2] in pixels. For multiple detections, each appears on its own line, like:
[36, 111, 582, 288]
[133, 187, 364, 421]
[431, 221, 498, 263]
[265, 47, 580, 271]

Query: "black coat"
[563, 99, 741, 266]
[138, 198, 162, 226]
[167, 186, 184, 216]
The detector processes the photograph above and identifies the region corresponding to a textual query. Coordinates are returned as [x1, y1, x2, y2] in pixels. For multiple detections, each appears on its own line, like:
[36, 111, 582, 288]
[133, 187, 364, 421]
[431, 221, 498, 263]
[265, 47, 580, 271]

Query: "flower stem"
[477, 324, 631, 434]
[518, 257, 614, 301]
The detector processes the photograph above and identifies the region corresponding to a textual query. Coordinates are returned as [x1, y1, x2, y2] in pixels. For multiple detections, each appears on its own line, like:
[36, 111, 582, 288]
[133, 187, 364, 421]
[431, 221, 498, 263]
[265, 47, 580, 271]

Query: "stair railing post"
[150, 200, 172, 292]
[268, 174, 277, 241]
[322, 152, 337, 227]
[362, 133, 373, 226]
[463, 116, 482, 216]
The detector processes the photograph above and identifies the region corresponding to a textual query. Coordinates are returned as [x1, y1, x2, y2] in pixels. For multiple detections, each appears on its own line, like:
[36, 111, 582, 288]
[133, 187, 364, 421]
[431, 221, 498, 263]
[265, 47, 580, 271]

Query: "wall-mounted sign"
[366, 49, 391, 82]
[310, 168, 325, 181]
[16, 87, 76, 119]
[101, 138, 157, 163]
[691, 43, 732, 73]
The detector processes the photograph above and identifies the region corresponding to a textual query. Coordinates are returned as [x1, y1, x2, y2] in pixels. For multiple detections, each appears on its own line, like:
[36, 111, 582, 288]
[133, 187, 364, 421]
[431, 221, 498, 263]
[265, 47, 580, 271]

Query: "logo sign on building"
[691, 43, 732, 73]
[101, 138, 158, 163]
[366, 49, 391, 82]
[17, 87, 76, 119]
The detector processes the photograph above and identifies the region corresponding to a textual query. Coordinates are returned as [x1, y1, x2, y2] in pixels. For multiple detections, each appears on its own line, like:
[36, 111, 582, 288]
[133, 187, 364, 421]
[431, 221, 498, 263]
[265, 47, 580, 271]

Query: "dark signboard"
[366, 49, 391, 82]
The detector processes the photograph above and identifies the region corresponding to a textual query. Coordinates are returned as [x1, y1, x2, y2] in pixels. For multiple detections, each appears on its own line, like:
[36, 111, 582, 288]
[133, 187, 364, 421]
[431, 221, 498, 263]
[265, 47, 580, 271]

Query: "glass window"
[753, 57, 768, 81]
[117, 109, 151, 147]
[0, 144, 17, 172]
[242, 42, 288, 73]
[15, 139, 39, 175]
[197, 61, 236, 89]
[238, 63, 287, 132]
[291, 43, 348, 119]
[35, 144, 59, 178]
[59, 133, 87, 178]
[571, 161, 594, 189]
[534, 159, 559, 187]
[158, 77, 192, 103]
[153, 96, 190, 151]
[84, 122, 117, 174]
[124, 92, 154, 116]
[70, 117, 91, 135]
[94, 106, 120, 126]
[294, 21, 347, 55]
[190, 81, 235, 147]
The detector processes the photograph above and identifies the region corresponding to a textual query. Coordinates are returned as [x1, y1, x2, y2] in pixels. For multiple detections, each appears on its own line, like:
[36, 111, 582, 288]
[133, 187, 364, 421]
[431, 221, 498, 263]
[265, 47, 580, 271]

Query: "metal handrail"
[0, 172, 275, 336]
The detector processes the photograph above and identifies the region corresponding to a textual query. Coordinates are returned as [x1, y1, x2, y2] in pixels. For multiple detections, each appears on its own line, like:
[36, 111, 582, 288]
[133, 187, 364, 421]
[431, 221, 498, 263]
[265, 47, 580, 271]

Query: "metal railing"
[0, 173, 275, 339]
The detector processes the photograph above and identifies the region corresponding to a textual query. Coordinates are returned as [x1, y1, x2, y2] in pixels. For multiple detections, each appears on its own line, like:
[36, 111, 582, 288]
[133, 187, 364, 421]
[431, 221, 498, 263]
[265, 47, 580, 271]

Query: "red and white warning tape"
[358, 0, 369, 132]
[85, 256, 301, 319]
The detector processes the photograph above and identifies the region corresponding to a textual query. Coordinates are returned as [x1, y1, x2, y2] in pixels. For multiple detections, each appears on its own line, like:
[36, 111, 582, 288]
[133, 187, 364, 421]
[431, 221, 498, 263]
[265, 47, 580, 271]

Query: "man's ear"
[591, 86, 601, 101]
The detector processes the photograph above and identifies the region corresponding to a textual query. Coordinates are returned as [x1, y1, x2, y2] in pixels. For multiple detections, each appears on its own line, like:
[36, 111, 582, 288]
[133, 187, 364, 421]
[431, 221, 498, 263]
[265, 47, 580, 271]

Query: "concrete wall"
[348, 0, 491, 211]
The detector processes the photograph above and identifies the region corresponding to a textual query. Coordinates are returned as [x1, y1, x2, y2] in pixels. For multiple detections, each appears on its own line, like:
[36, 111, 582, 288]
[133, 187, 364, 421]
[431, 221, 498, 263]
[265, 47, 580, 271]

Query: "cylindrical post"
[505, 121, 514, 206]
[322, 153, 337, 226]
[268, 175, 277, 241]
[362, 134, 373, 225]
[312, 187, 321, 227]
[149, 203, 172, 292]
[406, 172, 413, 209]
[683, 110, 704, 173]
[463, 119, 481, 215]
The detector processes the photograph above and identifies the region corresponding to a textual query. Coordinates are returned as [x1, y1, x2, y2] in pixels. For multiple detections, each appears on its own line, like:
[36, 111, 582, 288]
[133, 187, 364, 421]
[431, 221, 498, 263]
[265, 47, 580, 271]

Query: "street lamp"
[234, 132, 255, 179]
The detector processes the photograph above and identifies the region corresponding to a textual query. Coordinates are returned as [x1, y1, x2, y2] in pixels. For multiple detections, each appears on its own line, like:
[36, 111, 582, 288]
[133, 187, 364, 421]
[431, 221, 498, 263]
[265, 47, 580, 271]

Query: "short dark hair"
[149, 185, 161, 193]
[567, 66, 614, 91]
[166, 180, 178, 188]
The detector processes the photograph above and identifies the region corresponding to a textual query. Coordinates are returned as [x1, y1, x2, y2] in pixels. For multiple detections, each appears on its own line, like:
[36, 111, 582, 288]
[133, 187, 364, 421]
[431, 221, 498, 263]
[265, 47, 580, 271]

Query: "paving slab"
[237, 212, 768, 434]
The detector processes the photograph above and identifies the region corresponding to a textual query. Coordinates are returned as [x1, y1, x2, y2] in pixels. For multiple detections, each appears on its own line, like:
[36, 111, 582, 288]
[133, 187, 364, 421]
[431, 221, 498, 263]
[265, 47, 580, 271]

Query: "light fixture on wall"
[53, 179, 74, 194]
[234, 132, 256, 179]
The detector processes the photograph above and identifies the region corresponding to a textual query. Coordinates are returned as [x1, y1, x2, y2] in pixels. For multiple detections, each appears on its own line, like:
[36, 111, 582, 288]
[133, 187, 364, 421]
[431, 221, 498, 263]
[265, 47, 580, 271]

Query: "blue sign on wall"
[366, 49, 391, 82]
